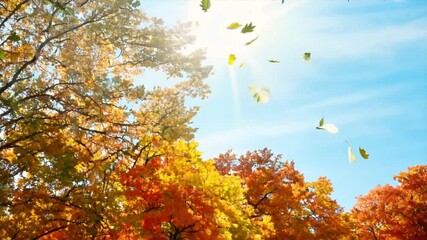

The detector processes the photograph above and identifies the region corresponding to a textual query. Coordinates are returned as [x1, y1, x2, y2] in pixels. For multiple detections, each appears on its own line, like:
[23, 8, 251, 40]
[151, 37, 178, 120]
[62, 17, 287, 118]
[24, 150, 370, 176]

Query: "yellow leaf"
[348, 146, 357, 163]
[228, 54, 236, 66]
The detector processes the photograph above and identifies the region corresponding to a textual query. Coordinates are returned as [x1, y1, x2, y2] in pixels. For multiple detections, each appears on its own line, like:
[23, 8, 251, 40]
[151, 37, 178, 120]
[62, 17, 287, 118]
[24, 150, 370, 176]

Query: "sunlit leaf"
[0, 51, 5, 59]
[228, 54, 236, 66]
[245, 36, 259, 45]
[319, 117, 324, 127]
[241, 22, 255, 33]
[239, 63, 244, 68]
[249, 84, 270, 103]
[195, 21, 200, 27]
[303, 52, 311, 61]
[268, 60, 280, 63]
[359, 147, 369, 159]
[200, 0, 211, 12]
[227, 22, 241, 29]
[316, 123, 339, 134]
[348, 146, 357, 163]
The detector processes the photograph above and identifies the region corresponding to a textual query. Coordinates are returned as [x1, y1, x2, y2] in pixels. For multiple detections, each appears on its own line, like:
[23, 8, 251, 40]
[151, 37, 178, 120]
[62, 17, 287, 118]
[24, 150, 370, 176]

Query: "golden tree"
[0, 0, 211, 238]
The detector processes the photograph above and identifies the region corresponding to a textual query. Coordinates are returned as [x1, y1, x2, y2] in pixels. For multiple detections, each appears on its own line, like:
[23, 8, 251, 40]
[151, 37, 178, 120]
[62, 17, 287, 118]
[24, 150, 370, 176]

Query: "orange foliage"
[214, 148, 353, 240]
[352, 165, 427, 240]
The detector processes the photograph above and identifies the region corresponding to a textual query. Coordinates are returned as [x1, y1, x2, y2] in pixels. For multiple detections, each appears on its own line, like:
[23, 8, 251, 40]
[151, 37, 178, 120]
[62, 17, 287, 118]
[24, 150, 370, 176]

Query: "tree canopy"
[0, 0, 425, 239]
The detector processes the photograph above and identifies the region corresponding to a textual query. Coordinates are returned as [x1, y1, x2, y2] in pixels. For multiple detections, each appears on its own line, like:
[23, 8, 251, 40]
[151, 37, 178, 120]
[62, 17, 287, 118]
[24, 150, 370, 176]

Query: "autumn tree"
[214, 148, 354, 240]
[352, 165, 427, 240]
[0, 0, 212, 238]
[118, 140, 267, 239]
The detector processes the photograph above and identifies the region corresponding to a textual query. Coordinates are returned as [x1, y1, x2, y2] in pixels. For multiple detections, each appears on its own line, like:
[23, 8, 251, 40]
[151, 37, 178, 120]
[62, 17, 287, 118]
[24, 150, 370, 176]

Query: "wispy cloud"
[198, 81, 414, 150]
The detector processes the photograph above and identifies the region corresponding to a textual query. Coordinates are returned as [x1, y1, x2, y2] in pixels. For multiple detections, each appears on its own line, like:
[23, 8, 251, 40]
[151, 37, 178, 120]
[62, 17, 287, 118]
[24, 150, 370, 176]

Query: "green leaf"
[195, 21, 200, 27]
[319, 117, 324, 127]
[241, 22, 255, 33]
[200, 0, 211, 12]
[8, 33, 20, 42]
[348, 146, 357, 163]
[303, 52, 311, 61]
[249, 84, 270, 103]
[47, 0, 70, 14]
[239, 63, 244, 68]
[227, 22, 241, 29]
[245, 36, 259, 45]
[0, 51, 5, 60]
[228, 54, 236, 66]
[268, 60, 280, 63]
[131, 0, 141, 7]
[359, 147, 369, 159]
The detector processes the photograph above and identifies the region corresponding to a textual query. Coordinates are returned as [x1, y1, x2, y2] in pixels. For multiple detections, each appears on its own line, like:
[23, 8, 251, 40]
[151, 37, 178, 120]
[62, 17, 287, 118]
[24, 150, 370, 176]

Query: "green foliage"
[319, 117, 325, 127]
[241, 22, 256, 33]
[200, 0, 211, 12]
[7, 33, 20, 42]
[303, 52, 311, 61]
[245, 36, 259, 45]
[268, 60, 280, 63]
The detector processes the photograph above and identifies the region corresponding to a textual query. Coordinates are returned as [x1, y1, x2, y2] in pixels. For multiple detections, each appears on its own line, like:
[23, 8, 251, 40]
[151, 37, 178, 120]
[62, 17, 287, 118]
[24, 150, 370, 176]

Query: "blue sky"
[141, 0, 427, 210]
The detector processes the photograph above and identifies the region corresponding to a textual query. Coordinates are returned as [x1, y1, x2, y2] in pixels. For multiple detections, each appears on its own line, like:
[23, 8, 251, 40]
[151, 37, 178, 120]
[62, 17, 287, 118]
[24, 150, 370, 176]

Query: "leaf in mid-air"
[241, 22, 255, 33]
[348, 145, 357, 163]
[228, 54, 236, 66]
[239, 63, 245, 68]
[195, 21, 200, 27]
[249, 84, 270, 103]
[316, 122, 339, 134]
[227, 22, 241, 29]
[319, 117, 324, 127]
[268, 60, 280, 63]
[245, 36, 259, 45]
[303, 52, 311, 61]
[359, 147, 369, 159]
[200, 0, 211, 12]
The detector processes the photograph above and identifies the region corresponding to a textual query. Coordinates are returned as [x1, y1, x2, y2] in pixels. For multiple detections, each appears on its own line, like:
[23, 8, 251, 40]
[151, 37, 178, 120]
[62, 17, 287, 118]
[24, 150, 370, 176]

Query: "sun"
[183, 0, 287, 66]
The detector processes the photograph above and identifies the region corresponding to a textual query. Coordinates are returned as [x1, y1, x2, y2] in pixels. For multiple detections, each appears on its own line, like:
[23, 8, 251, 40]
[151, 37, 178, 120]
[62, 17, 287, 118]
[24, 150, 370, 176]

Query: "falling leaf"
[249, 84, 270, 103]
[316, 123, 339, 134]
[241, 22, 255, 33]
[348, 145, 357, 163]
[303, 52, 311, 61]
[228, 54, 236, 66]
[319, 117, 324, 127]
[227, 22, 241, 29]
[195, 21, 200, 27]
[359, 147, 369, 159]
[200, 0, 211, 12]
[268, 60, 280, 63]
[239, 63, 244, 68]
[245, 36, 259, 45]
